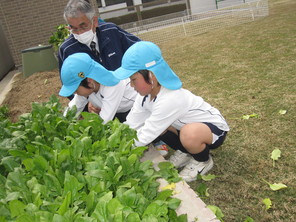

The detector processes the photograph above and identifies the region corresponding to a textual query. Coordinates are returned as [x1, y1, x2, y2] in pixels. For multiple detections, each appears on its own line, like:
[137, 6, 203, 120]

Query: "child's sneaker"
[179, 156, 214, 182]
[154, 141, 169, 156]
[169, 150, 192, 168]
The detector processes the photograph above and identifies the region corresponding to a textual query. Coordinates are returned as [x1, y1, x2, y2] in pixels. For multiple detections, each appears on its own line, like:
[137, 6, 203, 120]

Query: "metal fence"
[119, 0, 269, 44]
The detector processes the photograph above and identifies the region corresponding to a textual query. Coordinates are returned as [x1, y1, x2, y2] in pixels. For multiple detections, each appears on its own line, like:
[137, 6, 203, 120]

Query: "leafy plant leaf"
[278, 109, 287, 115]
[244, 216, 254, 222]
[262, 198, 272, 210]
[271, 148, 281, 167]
[1, 156, 20, 172]
[143, 200, 168, 218]
[57, 191, 71, 216]
[158, 162, 174, 170]
[199, 174, 218, 181]
[92, 192, 113, 221]
[161, 183, 176, 191]
[126, 212, 141, 222]
[156, 190, 173, 201]
[262, 179, 288, 191]
[207, 205, 224, 221]
[196, 183, 209, 198]
[9, 199, 26, 218]
[33, 155, 49, 172]
[242, 113, 259, 120]
[269, 183, 287, 191]
[167, 198, 181, 210]
[63, 171, 84, 201]
[130, 146, 147, 156]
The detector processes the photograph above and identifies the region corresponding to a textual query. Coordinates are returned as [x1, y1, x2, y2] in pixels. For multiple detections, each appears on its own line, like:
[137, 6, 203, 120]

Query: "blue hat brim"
[87, 62, 120, 86]
[113, 66, 135, 80]
[59, 79, 82, 97]
[150, 59, 182, 90]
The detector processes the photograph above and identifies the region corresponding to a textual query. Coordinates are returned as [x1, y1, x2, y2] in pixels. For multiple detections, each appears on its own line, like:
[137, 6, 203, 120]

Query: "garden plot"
[0, 97, 217, 221]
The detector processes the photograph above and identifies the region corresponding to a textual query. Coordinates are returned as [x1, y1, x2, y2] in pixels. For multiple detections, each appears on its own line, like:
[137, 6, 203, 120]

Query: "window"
[96, 0, 102, 7]
[142, 0, 156, 3]
[105, 0, 125, 6]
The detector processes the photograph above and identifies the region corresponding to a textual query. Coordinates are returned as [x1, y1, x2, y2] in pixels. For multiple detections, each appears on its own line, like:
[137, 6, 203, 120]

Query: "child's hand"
[88, 102, 101, 114]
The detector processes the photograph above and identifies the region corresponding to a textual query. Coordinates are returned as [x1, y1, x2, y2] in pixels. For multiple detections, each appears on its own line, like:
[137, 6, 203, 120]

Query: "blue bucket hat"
[114, 41, 182, 90]
[59, 53, 119, 97]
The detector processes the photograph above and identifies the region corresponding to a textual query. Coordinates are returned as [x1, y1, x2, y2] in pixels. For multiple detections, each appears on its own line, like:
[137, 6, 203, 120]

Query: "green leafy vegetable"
[0, 96, 185, 221]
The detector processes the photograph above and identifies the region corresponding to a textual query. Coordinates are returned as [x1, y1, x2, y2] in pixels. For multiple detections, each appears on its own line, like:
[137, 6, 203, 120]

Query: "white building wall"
[99, 2, 129, 19]
[99, 0, 186, 20]
[189, 0, 217, 14]
[189, 0, 247, 15]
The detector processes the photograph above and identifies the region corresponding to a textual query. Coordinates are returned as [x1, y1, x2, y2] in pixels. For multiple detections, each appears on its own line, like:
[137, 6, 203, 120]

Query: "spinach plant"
[0, 96, 186, 221]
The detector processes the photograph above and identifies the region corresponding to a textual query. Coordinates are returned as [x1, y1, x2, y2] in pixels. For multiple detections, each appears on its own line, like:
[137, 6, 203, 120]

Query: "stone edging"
[141, 145, 219, 222]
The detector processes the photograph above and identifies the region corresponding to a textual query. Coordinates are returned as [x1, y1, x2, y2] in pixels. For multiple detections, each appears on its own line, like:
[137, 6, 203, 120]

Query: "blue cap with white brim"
[114, 41, 182, 90]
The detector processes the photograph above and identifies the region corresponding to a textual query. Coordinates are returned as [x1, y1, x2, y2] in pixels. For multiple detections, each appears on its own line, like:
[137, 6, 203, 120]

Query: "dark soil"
[2, 69, 69, 122]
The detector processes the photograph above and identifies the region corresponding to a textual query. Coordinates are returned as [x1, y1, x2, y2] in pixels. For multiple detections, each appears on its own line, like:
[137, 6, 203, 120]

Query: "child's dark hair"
[138, 70, 160, 87]
[80, 78, 91, 88]
[138, 70, 152, 85]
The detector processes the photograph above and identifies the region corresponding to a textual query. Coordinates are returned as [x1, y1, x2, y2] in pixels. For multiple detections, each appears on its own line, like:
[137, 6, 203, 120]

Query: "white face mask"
[73, 28, 95, 45]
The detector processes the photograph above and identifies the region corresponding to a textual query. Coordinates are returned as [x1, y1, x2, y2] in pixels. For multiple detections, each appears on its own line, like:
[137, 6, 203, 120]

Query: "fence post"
[215, 0, 218, 9]
[135, 5, 144, 30]
[182, 17, 187, 36]
[136, 5, 142, 22]
[248, 3, 255, 21]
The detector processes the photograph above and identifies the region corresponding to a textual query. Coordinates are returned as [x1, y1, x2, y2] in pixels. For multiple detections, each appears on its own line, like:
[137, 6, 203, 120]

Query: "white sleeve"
[125, 94, 150, 130]
[134, 93, 186, 147]
[99, 82, 126, 123]
[68, 94, 88, 113]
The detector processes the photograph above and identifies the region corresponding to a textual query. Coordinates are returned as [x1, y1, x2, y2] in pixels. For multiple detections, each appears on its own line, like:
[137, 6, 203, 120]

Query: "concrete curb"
[0, 71, 21, 106]
[141, 145, 219, 222]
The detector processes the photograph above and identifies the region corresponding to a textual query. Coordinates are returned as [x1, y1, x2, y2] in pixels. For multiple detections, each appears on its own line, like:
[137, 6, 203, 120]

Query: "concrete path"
[0, 70, 21, 105]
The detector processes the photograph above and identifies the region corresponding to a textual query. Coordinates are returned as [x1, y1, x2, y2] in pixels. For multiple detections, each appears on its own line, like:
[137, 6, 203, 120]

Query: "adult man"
[58, 0, 140, 72]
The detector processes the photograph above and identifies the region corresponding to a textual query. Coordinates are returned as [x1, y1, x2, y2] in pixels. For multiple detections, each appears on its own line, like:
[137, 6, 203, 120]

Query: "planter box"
[21, 45, 58, 77]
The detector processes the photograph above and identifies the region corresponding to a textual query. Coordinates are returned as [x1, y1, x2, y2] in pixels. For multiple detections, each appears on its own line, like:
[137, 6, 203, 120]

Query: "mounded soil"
[2, 69, 69, 122]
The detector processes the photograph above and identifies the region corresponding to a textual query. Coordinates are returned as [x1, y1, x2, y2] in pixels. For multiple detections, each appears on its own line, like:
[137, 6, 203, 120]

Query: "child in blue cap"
[113, 41, 230, 182]
[59, 52, 137, 123]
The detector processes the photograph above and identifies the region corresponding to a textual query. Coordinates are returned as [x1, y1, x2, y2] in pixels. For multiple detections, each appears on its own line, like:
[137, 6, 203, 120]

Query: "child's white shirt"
[125, 86, 230, 147]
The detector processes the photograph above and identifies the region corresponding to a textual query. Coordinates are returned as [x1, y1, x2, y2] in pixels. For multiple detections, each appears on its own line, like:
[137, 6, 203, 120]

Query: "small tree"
[49, 24, 70, 54]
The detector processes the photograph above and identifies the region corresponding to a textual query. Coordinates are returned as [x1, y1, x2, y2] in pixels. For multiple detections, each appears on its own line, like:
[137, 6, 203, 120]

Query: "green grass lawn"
[157, 0, 296, 221]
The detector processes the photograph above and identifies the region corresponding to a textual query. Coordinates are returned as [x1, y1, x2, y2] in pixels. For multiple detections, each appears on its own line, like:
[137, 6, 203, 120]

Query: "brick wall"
[0, 0, 98, 67]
